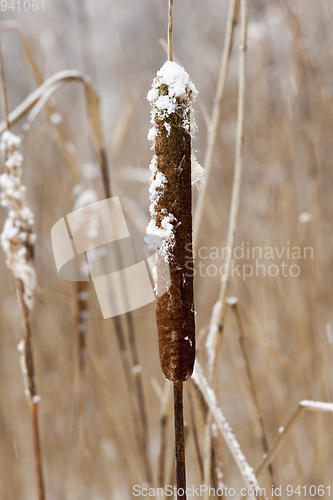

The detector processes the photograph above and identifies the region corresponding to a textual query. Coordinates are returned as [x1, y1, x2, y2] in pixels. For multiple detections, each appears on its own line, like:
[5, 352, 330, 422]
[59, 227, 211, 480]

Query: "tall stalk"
[147, 1, 200, 496]
[0, 41, 45, 500]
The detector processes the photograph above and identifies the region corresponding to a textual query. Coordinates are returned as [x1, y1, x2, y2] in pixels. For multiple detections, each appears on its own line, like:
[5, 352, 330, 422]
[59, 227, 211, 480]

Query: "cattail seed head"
[147, 61, 203, 382]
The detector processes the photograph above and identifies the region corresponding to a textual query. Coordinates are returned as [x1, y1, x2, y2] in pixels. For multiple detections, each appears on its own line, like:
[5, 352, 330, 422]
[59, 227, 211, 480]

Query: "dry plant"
[146, 1, 199, 495]
[0, 42, 44, 500]
[1, 0, 333, 499]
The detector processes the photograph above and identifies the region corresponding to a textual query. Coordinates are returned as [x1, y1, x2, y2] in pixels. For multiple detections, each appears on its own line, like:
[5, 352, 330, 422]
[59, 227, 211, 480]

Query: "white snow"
[300, 400, 333, 412]
[192, 361, 263, 495]
[0, 132, 36, 309]
[0, 131, 21, 150]
[191, 154, 204, 190]
[184, 336, 193, 347]
[81, 163, 100, 180]
[50, 113, 62, 125]
[146, 214, 177, 256]
[17, 338, 38, 403]
[226, 296, 239, 306]
[299, 212, 313, 223]
[146, 61, 203, 262]
[73, 187, 98, 210]
[147, 60, 198, 142]
[326, 323, 333, 344]
[78, 291, 90, 301]
[149, 60, 198, 100]
[205, 300, 222, 376]
[131, 365, 142, 375]
[17, 339, 25, 354]
[148, 171, 167, 205]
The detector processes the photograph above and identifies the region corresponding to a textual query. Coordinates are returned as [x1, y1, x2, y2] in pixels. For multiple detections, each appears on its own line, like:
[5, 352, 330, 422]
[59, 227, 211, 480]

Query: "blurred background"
[0, 0, 333, 498]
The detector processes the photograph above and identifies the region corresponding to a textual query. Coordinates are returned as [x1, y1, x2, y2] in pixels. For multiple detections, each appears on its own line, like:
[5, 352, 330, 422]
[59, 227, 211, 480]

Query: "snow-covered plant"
[147, 60, 199, 383]
[0, 131, 36, 309]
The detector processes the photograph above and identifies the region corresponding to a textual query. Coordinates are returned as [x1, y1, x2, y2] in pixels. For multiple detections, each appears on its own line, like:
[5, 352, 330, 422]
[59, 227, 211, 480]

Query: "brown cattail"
[147, 61, 204, 382]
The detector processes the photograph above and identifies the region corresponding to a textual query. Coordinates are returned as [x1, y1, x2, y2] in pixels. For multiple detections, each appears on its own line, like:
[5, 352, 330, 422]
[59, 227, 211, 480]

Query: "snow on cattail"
[147, 61, 202, 382]
[0, 131, 36, 309]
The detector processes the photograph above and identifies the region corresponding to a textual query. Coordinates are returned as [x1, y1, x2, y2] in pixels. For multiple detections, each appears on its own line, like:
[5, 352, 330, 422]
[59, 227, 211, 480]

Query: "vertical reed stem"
[168, 0, 174, 61]
[19, 282, 45, 500]
[0, 39, 8, 126]
[174, 382, 186, 500]
[0, 41, 45, 500]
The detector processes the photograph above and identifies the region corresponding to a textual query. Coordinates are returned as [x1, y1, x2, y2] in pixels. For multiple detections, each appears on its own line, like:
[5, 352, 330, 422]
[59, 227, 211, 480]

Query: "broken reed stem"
[193, 363, 263, 500]
[255, 400, 333, 477]
[193, 0, 239, 248]
[230, 301, 275, 488]
[168, 0, 174, 61]
[256, 404, 306, 476]
[174, 382, 186, 500]
[0, 24, 81, 181]
[211, 0, 248, 385]
[202, 0, 247, 490]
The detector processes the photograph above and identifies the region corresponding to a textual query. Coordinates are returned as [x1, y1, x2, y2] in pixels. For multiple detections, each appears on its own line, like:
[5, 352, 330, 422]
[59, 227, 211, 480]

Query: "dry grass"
[0, 0, 333, 499]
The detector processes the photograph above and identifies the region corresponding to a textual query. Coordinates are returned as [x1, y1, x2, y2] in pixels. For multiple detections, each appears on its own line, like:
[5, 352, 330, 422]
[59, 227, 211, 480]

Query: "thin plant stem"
[193, 0, 239, 248]
[19, 283, 45, 500]
[72, 280, 96, 482]
[174, 382, 186, 500]
[100, 150, 152, 484]
[158, 37, 211, 130]
[255, 405, 306, 476]
[186, 383, 204, 482]
[255, 400, 333, 477]
[211, 0, 248, 385]
[125, 311, 152, 482]
[168, 0, 174, 61]
[193, 362, 264, 500]
[157, 381, 173, 487]
[0, 42, 45, 500]
[229, 301, 275, 488]
[202, 0, 247, 491]
[0, 39, 8, 126]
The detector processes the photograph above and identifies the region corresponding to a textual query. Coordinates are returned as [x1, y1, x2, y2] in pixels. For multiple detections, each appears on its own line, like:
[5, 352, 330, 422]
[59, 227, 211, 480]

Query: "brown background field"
[0, 0, 333, 498]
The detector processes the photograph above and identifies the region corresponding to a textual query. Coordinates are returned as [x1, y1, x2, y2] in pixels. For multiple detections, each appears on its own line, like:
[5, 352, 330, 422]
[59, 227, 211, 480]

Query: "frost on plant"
[146, 61, 204, 262]
[0, 131, 36, 309]
[147, 60, 197, 382]
[205, 299, 222, 375]
[193, 361, 262, 493]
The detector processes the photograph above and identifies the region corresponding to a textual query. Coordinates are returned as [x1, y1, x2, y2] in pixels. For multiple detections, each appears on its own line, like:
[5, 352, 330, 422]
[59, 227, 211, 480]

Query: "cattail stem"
[174, 382, 186, 500]
[148, 22, 200, 493]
